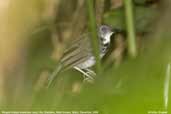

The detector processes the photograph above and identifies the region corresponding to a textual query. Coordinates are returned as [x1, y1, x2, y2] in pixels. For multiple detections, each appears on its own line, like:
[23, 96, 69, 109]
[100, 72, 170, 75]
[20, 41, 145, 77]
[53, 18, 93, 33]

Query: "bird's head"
[98, 25, 116, 44]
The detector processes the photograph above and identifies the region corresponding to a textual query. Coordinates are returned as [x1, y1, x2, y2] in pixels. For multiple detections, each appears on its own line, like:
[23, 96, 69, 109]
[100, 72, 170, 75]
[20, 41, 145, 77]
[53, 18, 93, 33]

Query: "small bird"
[47, 25, 116, 88]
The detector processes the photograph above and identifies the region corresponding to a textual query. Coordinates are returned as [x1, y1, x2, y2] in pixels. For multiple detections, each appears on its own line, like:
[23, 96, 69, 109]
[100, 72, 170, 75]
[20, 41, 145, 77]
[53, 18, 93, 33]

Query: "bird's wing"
[47, 34, 93, 88]
[60, 33, 93, 70]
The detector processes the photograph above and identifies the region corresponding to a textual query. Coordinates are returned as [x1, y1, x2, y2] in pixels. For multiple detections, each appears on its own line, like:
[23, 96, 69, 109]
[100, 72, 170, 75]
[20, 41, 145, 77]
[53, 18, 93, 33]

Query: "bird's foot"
[85, 68, 96, 76]
[83, 77, 94, 83]
[83, 69, 96, 83]
[73, 67, 95, 83]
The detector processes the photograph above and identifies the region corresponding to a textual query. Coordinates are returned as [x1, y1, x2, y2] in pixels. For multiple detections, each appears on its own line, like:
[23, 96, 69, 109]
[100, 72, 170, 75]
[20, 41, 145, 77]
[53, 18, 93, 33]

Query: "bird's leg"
[83, 68, 96, 83]
[85, 68, 96, 76]
[73, 67, 94, 81]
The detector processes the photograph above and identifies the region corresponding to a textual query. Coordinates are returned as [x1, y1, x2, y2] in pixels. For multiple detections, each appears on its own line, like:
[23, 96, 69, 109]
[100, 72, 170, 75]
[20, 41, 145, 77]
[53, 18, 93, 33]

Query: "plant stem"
[86, 0, 102, 73]
[124, 0, 137, 57]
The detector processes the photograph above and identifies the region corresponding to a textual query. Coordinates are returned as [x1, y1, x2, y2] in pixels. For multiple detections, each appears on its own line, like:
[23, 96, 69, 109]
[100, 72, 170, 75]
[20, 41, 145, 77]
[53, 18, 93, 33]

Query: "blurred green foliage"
[1, 0, 171, 114]
[30, 37, 171, 114]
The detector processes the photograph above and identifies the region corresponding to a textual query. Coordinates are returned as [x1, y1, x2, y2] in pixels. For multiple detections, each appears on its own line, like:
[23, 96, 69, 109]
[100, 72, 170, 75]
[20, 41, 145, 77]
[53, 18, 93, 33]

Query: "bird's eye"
[101, 27, 107, 33]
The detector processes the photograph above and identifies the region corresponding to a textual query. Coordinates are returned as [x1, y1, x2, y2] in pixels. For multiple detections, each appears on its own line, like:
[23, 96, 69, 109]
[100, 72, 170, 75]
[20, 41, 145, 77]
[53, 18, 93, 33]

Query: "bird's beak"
[111, 31, 114, 35]
[110, 31, 114, 36]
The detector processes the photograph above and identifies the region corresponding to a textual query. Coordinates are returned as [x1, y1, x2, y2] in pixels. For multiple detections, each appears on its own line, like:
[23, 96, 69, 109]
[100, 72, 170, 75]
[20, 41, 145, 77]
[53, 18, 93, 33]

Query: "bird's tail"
[46, 63, 63, 88]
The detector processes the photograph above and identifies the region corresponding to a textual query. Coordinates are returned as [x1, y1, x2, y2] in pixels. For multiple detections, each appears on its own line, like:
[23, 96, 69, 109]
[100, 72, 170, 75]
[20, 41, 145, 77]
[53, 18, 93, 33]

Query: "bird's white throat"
[103, 32, 114, 44]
